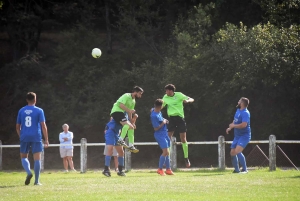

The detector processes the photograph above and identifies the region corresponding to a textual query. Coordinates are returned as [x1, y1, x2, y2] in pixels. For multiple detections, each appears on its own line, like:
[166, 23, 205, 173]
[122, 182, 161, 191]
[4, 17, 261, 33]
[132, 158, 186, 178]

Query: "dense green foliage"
[0, 0, 299, 151]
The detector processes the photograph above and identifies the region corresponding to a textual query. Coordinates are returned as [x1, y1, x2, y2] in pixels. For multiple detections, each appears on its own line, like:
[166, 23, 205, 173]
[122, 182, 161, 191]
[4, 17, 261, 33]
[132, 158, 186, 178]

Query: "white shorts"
[60, 148, 73, 158]
[103, 145, 118, 156]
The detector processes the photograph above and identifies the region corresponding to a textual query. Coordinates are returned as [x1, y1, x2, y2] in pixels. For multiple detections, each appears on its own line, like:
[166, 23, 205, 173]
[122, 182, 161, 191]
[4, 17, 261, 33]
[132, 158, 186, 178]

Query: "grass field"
[0, 169, 299, 201]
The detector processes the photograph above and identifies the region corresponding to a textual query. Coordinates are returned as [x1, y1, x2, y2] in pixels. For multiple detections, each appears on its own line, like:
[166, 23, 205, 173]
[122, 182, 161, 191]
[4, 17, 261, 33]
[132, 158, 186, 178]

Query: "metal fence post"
[0, 140, 2, 170]
[41, 150, 44, 172]
[80, 138, 87, 173]
[218, 135, 225, 170]
[269, 135, 276, 171]
[125, 138, 131, 171]
[170, 136, 177, 170]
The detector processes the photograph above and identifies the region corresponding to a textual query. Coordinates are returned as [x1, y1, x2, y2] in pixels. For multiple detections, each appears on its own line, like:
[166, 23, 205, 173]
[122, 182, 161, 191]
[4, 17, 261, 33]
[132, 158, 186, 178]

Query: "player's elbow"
[241, 122, 247, 128]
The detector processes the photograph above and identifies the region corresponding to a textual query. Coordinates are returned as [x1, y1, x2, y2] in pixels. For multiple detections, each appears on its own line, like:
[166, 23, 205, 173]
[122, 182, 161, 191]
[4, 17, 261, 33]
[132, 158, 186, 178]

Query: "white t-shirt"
[59, 131, 74, 149]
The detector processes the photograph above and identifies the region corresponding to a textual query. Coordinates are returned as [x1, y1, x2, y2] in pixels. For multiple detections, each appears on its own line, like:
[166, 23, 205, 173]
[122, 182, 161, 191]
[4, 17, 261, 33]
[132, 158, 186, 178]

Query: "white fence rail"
[0, 135, 299, 172]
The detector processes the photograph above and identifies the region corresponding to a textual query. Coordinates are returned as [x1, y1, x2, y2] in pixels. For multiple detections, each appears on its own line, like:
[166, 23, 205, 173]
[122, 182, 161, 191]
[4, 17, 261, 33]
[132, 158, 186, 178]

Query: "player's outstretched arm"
[184, 97, 194, 103]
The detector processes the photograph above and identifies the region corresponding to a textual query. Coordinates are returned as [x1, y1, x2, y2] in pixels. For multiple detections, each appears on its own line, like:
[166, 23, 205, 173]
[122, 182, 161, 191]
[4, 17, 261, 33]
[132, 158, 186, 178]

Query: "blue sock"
[165, 156, 170, 169]
[118, 157, 124, 166]
[118, 157, 124, 172]
[237, 153, 247, 171]
[105, 155, 111, 167]
[231, 155, 239, 172]
[21, 158, 31, 175]
[34, 160, 41, 184]
[159, 155, 166, 169]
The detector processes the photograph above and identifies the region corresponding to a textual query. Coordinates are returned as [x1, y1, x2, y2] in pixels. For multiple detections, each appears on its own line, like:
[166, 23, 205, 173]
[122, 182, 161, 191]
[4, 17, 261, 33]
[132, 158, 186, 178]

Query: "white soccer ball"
[92, 48, 102, 58]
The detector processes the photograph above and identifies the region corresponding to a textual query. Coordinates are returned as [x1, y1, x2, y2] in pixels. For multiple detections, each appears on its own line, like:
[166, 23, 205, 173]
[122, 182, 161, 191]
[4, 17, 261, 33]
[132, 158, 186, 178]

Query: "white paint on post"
[0, 140, 2, 170]
[125, 138, 131, 171]
[269, 135, 276, 171]
[218, 135, 225, 170]
[80, 138, 87, 173]
[170, 136, 177, 170]
[41, 150, 44, 172]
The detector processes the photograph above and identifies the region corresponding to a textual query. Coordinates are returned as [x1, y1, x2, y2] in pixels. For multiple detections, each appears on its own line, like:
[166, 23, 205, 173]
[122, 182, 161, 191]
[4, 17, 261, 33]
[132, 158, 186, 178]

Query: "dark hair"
[154, 99, 163, 107]
[132, 86, 144, 93]
[165, 84, 175, 92]
[240, 97, 250, 107]
[26, 92, 36, 101]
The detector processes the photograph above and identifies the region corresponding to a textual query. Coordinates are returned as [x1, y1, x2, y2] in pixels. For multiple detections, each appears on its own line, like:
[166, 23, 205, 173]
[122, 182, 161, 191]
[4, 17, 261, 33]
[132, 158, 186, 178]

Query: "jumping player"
[226, 97, 251, 173]
[110, 86, 143, 153]
[150, 99, 174, 176]
[16, 92, 49, 185]
[162, 84, 194, 167]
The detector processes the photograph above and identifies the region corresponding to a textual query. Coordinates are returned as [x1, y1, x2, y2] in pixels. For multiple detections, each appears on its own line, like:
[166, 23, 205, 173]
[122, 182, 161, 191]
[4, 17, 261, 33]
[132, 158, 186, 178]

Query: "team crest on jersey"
[24, 110, 33, 115]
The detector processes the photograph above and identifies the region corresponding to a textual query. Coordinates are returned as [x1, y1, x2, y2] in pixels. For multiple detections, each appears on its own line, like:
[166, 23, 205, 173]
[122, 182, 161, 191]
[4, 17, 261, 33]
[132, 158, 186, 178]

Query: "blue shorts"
[231, 135, 251, 149]
[105, 129, 120, 146]
[154, 132, 170, 149]
[20, 141, 43, 154]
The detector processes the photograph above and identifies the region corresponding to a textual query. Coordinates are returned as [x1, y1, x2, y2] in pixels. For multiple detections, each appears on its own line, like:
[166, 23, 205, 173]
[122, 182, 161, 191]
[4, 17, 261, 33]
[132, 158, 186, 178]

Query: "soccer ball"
[92, 48, 102, 58]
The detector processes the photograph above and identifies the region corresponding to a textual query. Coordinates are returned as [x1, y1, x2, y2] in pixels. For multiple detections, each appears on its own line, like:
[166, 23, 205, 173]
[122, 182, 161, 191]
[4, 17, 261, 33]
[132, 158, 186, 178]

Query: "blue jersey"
[150, 110, 167, 133]
[105, 118, 122, 134]
[233, 108, 251, 137]
[16, 105, 45, 142]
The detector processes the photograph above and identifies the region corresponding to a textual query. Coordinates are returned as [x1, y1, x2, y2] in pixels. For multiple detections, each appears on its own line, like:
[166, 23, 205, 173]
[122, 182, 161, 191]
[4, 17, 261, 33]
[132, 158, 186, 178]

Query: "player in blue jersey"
[102, 118, 126, 177]
[226, 97, 251, 173]
[16, 92, 49, 185]
[150, 99, 174, 176]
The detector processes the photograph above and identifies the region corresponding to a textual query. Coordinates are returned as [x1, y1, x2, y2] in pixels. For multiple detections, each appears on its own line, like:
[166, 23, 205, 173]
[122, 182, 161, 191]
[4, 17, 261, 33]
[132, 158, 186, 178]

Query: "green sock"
[182, 142, 188, 158]
[127, 129, 134, 146]
[120, 124, 130, 139]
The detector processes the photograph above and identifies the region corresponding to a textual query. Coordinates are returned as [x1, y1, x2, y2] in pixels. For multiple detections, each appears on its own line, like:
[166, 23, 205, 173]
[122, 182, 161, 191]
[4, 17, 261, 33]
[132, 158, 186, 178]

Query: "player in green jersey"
[110, 86, 144, 153]
[162, 84, 194, 167]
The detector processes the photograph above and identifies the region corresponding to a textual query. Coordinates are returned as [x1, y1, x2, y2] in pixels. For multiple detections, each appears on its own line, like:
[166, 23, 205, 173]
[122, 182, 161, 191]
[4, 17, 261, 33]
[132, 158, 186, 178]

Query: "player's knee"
[230, 150, 236, 156]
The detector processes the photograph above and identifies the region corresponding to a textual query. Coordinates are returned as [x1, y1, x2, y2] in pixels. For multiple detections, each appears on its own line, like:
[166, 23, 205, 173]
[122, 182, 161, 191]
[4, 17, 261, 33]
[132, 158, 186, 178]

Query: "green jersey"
[162, 92, 188, 118]
[110, 93, 135, 114]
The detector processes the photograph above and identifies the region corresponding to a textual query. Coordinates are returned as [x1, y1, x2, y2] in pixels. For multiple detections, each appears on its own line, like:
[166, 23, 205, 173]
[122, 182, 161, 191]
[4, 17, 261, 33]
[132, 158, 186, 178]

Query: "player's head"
[165, 84, 175, 96]
[62, 123, 69, 132]
[154, 99, 164, 110]
[26, 92, 36, 105]
[132, 86, 144, 99]
[237, 97, 249, 108]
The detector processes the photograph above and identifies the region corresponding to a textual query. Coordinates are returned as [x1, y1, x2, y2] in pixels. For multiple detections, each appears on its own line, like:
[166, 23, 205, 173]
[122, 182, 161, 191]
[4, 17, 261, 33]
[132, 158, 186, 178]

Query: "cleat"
[117, 139, 129, 148]
[240, 169, 248, 174]
[184, 158, 191, 168]
[63, 170, 68, 173]
[34, 183, 42, 186]
[165, 169, 174, 175]
[128, 145, 139, 153]
[25, 174, 33, 185]
[157, 169, 166, 176]
[102, 170, 111, 177]
[70, 169, 77, 172]
[232, 170, 240, 173]
[115, 168, 119, 172]
[117, 171, 126, 176]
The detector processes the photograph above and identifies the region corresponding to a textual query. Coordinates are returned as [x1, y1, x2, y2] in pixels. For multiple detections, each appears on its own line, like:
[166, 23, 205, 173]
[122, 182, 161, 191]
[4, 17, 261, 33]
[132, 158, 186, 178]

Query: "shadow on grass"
[0, 185, 17, 188]
[290, 175, 300, 179]
[192, 173, 225, 176]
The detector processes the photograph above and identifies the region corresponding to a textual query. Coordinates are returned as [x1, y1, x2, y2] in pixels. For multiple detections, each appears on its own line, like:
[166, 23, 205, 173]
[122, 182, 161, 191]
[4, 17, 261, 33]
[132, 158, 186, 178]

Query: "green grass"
[0, 169, 299, 201]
